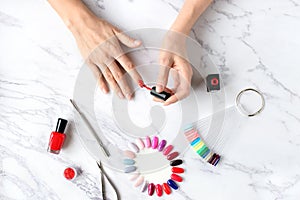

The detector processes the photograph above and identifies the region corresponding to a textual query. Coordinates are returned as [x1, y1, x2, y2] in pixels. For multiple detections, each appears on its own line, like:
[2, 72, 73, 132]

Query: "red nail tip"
[171, 173, 183, 182]
[162, 183, 172, 195]
[172, 167, 185, 173]
[148, 183, 155, 196]
[155, 184, 163, 197]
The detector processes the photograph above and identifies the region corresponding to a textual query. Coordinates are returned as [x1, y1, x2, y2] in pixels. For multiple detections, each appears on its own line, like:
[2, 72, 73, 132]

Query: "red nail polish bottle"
[48, 118, 68, 154]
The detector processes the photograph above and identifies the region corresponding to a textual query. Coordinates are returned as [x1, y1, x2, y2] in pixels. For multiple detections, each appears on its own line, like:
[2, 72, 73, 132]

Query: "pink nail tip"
[136, 138, 145, 150]
[123, 150, 136, 159]
[134, 176, 144, 187]
[145, 136, 151, 148]
[152, 136, 159, 149]
[163, 145, 173, 156]
[167, 152, 179, 160]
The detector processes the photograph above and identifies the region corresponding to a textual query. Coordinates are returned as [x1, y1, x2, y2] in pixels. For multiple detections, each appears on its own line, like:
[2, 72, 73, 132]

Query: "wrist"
[63, 4, 96, 33]
[169, 25, 191, 35]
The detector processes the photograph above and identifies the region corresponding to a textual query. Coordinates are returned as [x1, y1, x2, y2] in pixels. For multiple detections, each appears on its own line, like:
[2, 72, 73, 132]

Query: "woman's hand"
[48, 0, 142, 100]
[155, 0, 212, 105]
[155, 31, 193, 106]
[71, 15, 142, 100]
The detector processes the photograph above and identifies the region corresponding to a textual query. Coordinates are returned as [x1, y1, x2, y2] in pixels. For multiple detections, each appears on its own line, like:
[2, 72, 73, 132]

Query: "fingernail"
[102, 88, 108, 94]
[134, 40, 141, 46]
[126, 93, 132, 100]
[118, 92, 125, 99]
[156, 85, 163, 93]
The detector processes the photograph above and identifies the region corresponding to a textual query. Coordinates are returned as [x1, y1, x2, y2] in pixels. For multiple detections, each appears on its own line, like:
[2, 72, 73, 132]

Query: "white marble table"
[1, 0, 300, 199]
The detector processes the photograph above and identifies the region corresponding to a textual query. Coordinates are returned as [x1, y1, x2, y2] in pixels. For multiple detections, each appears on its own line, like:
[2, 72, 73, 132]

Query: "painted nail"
[124, 166, 137, 173]
[134, 176, 144, 187]
[158, 140, 167, 152]
[123, 159, 135, 165]
[167, 179, 179, 190]
[141, 181, 148, 192]
[212, 155, 221, 166]
[163, 145, 173, 156]
[148, 183, 155, 196]
[123, 150, 136, 159]
[170, 159, 183, 166]
[171, 167, 184, 173]
[145, 136, 151, 148]
[162, 183, 171, 195]
[155, 184, 163, 197]
[128, 142, 139, 153]
[167, 152, 179, 160]
[171, 174, 183, 182]
[135, 138, 145, 150]
[152, 136, 159, 149]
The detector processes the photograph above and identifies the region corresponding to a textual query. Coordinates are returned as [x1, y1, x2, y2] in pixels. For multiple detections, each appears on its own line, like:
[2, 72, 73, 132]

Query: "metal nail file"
[70, 99, 110, 157]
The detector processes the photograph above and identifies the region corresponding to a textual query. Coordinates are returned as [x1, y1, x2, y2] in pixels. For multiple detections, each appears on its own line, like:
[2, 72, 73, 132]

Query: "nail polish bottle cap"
[55, 118, 68, 133]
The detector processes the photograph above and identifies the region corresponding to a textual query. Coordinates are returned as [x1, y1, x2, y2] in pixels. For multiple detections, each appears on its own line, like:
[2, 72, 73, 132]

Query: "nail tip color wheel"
[123, 136, 184, 197]
[184, 125, 221, 166]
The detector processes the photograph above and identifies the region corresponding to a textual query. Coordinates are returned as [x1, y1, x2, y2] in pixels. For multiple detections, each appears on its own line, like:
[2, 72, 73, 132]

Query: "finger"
[98, 71, 109, 94]
[102, 66, 125, 99]
[115, 54, 143, 84]
[157, 52, 172, 93]
[153, 97, 164, 103]
[113, 28, 142, 48]
[163, 95, 178, 106]
[170, 69, 180, 91]
[87, 61, 109, 93]
[163, 83, 190, 106]
[108, 61, 133, 100]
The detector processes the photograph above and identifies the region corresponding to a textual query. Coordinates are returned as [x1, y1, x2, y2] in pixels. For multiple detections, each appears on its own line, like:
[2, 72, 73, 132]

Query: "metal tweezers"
[96, 161, 120, 200]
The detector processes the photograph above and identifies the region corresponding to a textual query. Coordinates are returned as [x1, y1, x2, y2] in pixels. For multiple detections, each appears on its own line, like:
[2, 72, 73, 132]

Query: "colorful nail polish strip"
[184, 125, 221, 166]
[170, 159, 183, 166]
[158, 140, 167, 152]
[156, 184, 163, 197]
[163, 145, 173, 156]
[148, 183, 155, 196]
[162, 183, 172, 195]
[171, 174, 183, 182]
[135, 138, 145, 150]
[172, 167, 184, 173]
[167, 179, 179, 190]
[152, 136, 159, 149]
[167, 152, 179, 160]
[123, 136, 185, 197]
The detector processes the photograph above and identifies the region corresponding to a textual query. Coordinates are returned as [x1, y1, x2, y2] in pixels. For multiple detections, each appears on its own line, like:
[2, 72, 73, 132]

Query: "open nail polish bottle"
[47, 118, 68, 154]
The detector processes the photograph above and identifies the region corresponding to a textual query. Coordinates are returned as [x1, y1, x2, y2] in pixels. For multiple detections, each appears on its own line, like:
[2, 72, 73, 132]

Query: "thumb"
[156, 54, 172, 93]
[114, 29, 142, 48]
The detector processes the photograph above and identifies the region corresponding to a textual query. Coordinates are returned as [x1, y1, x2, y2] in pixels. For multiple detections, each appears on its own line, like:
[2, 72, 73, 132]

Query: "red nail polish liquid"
[48, 118, 68, 154]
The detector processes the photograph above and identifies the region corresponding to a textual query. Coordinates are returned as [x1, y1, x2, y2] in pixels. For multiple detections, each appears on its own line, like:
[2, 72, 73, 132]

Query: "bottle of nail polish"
[48, 118, 68, 154]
